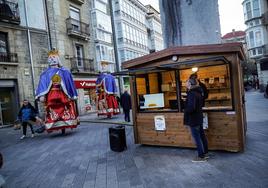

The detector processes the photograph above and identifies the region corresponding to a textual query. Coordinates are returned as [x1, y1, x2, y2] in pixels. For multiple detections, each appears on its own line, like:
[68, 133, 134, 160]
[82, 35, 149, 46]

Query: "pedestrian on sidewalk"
[120, 88, 132, 122]
[183, 77, 209, 162]
[17, 99, 38, 139]
[265, 81, 268, 98]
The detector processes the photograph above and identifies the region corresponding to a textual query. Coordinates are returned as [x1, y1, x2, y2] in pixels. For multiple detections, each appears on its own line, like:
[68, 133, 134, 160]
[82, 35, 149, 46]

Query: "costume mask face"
[47, 49, 62, 66]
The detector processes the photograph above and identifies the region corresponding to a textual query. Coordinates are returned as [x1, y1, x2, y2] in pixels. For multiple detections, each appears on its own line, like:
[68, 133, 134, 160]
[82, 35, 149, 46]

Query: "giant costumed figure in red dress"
[35, 49, 79, 134]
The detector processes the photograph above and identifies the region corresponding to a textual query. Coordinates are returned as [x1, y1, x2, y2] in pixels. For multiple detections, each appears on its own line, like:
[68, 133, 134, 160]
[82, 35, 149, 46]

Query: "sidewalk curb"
[0, 124, 13, 129]
[80, 120, 133, 126]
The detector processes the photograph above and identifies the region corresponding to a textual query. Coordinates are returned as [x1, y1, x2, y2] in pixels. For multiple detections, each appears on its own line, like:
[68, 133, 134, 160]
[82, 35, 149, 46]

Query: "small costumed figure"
[35, 49, 79, 134]
[96, 73, 120, 118]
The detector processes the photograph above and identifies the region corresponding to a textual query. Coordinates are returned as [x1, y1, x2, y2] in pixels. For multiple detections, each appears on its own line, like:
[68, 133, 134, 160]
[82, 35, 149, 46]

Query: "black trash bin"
[109, 125, 127, 152]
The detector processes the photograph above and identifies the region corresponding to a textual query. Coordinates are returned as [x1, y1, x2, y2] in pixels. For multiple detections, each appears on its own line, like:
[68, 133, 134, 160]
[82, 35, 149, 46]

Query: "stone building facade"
[0, 0, 49, 125]
[46, 0, 98, 115]
[242, 0, 268, 91]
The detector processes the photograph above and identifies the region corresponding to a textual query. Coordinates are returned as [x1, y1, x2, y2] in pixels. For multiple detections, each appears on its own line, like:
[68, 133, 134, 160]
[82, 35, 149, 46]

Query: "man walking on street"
[120, 88, 132, 122]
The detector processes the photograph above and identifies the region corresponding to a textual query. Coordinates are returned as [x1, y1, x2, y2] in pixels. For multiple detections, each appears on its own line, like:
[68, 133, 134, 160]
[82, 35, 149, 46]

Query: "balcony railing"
[261, 11, 268, 26]
[66, 18, 90, 40]
[70, 57, 95, 73]
[0, 52, 18, 63]
[0, 0, 20, 24]
[263, 44, 268, 56]
[68, 0, 84, 5]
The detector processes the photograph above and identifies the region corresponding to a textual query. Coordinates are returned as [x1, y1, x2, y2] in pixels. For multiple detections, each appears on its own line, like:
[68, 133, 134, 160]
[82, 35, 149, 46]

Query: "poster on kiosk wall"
[154, 115, 166, 131]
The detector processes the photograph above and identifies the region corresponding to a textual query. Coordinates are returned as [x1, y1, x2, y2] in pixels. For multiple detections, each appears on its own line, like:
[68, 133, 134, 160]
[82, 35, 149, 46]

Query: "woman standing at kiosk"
[184, 77, 209, 162]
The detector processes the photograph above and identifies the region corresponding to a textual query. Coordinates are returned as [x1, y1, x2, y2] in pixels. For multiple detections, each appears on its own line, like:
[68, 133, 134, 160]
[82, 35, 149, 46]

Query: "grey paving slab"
[0, 91, 268, 188]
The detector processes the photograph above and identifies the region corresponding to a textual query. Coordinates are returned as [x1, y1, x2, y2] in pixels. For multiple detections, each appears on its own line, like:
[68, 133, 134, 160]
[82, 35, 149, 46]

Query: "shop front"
[74, 79, 97, 115]
[122, 43, 247, 152]
[0, 79, 19, 126]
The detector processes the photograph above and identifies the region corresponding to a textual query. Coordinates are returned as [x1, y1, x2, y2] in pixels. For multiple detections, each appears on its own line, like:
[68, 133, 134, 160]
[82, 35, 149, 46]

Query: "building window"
[96, 44, 114, 62]
[95, 0, 107, 13]
[260, 62, 268, 71]
[0, 32, 8, 53]
[135, 71, 178, 112]
[255, 30, 262, 46]
[252, 49, 256, 56]
[245, 2, 252, 20]
[252, 0, 260, 17]
[75, 44, 84, 67]
[249, 31, 254, 48]
[69, 6, 80, 31]
[257, 47, 263, 55]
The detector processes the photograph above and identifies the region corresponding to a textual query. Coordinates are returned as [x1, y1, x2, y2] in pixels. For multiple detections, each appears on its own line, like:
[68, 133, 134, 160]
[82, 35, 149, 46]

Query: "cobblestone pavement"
[0, 90, 267, 188]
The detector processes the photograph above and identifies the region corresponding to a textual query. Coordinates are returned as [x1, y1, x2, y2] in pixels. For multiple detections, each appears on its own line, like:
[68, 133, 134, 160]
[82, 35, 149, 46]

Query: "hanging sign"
[74, 80, 96, 89]
[154, 115, 166, 131]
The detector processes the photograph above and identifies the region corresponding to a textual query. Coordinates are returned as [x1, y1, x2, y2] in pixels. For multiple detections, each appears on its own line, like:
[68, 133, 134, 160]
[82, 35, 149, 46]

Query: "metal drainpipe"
[44, 0, 52, 50]
[23, 0, 38, 110]
[108, 0, 122, 96]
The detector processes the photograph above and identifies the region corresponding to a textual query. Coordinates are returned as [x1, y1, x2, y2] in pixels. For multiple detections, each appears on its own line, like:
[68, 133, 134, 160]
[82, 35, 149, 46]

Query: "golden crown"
[48, 49, 59, 57]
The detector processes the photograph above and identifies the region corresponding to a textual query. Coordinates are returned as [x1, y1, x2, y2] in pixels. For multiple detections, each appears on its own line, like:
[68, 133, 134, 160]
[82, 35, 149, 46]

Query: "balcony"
[261, 11, 268, 26]
[70, 57, 95, 74]
[66, 18, 90, 40]
[68, 0, 84, 5]
[263, 44, 268, 56]
[0, 0, 20, 24]
[0, 52, 18, 64]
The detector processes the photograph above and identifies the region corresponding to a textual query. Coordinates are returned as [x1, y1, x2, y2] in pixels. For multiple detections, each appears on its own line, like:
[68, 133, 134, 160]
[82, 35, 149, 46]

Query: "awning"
[119, 56, 230, 75]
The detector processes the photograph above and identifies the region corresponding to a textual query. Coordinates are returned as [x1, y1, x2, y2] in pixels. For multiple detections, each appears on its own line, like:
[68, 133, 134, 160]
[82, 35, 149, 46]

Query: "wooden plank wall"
[136, 112, 241, 152]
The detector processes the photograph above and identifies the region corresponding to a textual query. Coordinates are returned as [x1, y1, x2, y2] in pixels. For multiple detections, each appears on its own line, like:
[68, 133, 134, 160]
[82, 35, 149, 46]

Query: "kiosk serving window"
[134, 58, 234, 112]
[180, 64, 233, 111]
[136, 71, 178, 112]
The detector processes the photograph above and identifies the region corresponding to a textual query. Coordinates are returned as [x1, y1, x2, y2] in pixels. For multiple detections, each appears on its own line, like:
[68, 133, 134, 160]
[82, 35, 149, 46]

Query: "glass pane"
[255, 30, 262, 46]
[249, 31, 254, 47]
[253, 0, 260, 17]
[0, 33, 7, 53]
[246, 2, 252, 19]
[76, 45, 83, 67]
[180, 64, 232, 111]
[136, 71, 178, 112]
[70, 7, 80, 21]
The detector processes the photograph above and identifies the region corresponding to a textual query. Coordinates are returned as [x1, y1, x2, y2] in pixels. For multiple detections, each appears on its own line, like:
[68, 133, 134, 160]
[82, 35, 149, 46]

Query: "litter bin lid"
[111, 125, 125, 129]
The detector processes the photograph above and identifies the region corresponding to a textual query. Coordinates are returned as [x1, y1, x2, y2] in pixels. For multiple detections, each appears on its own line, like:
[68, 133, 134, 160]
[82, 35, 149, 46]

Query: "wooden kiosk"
[122, 43, 247, 152]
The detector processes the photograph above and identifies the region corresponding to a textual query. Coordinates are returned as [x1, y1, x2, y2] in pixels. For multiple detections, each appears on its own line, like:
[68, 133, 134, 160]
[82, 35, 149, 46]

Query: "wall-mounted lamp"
[192, 67, 198, 72]
[172, 55, 178, 62]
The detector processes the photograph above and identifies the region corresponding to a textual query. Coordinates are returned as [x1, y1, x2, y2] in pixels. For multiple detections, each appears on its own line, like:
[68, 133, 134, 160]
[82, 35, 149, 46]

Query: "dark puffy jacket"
[183, 87, 203, 127]
[18, 104, 37, 122]
[120, 91, 132, 110]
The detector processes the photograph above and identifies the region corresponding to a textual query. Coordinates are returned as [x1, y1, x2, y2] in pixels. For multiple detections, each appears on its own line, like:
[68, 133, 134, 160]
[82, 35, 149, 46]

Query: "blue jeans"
[190, 125, 208, 158]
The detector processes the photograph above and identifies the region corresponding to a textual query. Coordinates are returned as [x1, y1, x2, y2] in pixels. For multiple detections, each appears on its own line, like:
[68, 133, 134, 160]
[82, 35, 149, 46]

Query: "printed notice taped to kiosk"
[154, 115, 166, 131]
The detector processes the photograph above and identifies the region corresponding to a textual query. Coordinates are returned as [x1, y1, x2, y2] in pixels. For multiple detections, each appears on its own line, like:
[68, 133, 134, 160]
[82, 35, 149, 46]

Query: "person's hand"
[40, 96, 45, 102]
[35, 117, 43, 125]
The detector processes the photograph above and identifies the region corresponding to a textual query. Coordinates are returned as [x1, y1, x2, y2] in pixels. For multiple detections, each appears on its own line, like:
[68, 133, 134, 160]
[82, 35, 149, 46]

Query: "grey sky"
[139, 0, 246, 36]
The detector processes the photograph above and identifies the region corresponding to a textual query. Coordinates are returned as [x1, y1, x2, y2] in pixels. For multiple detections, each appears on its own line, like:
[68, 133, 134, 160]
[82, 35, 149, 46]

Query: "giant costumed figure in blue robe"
[35, 49, 79, 133]
[96, 72, 120, 118]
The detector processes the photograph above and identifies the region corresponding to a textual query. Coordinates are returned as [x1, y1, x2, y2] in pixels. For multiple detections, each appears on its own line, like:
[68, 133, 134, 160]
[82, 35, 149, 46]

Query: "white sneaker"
[20, 135, 26, 140]
[31, 134, 35, 138]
